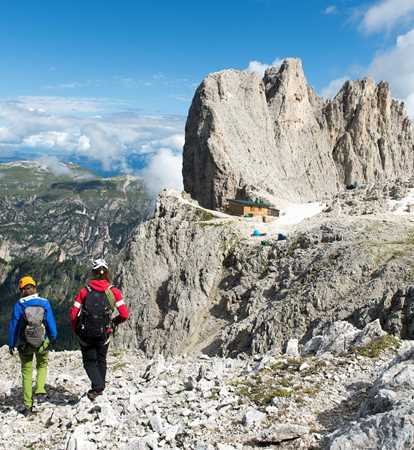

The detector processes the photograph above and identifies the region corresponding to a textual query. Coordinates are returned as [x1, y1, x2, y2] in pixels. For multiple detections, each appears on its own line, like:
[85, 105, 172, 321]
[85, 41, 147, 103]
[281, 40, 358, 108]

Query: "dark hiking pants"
[80, 340, 109, 392]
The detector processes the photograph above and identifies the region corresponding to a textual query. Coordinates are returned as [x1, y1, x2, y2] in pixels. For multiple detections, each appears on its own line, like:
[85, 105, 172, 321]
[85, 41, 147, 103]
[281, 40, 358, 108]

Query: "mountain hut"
[226, 199, 279, 218]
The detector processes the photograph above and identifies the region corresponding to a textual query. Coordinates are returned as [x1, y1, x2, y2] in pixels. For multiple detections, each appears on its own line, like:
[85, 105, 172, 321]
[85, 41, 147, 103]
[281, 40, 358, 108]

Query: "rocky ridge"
[0, 321, 412, 450]
[183, 58, 414, 209]
[117, 185, 414, 358]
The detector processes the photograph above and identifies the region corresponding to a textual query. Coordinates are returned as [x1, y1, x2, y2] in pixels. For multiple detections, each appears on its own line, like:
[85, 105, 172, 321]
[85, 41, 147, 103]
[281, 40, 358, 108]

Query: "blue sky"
[0, 0, 393, 113]
[0, 0, 414, 192]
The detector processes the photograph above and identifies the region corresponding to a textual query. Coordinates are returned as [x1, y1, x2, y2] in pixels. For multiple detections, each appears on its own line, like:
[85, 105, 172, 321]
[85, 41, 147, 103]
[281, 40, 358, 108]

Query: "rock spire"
[183, 58, 414, 209]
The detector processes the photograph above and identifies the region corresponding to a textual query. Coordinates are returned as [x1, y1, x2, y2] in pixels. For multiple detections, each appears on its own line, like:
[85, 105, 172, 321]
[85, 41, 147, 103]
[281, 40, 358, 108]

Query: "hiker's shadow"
[0, 383, 79, 413]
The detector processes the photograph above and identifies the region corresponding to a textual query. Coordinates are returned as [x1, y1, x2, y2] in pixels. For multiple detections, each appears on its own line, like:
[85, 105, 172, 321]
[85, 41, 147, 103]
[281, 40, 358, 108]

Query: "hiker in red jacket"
[70, 258, 129, 400]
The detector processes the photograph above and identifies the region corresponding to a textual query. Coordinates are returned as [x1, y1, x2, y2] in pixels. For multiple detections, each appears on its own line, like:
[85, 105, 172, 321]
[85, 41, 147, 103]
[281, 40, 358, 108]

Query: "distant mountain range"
[0, 152, 148, 177]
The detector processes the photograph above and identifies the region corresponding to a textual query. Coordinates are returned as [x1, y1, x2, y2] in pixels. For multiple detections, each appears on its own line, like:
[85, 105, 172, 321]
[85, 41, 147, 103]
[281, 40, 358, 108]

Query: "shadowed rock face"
[183, 58, 414, 210]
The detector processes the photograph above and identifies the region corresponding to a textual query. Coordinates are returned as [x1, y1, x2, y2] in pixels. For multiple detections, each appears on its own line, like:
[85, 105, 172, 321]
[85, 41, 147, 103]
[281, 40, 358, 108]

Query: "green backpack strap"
[105, 285, 116, 311]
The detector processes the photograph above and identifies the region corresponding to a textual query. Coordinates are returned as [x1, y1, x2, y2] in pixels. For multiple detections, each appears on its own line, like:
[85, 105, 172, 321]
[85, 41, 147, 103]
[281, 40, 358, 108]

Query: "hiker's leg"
[34, 344, 49, 395]
[19, 348, 34, 408]
[96, 342, 109, 391]
[81, 344, 104, 392]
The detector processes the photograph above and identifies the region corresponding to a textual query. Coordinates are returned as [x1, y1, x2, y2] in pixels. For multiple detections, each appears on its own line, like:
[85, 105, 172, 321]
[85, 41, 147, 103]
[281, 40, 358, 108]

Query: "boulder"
[327, 345, 414, 449]
[303, 320, 386, 356]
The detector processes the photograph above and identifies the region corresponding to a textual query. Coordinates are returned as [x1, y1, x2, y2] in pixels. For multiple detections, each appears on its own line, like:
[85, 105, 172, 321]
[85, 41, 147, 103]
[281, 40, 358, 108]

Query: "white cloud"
[367, 27, 414, 116]
[16, 96, 108, 114]
[322, 28, 414, 118]
[24, 131, 72, 149]
[77, 122, 127, 172]
[397, 27, 414, 48]
[361, 0, 414, 34]
[0, 96, 186, 194]
[245, 59, 283, 77]
[78, 135, 91, 151]
[139, 148, 183, 195]
[151, 134, 185, 150]
[36, 155, 74, 176]
[0, 127, 17, 142]
[320, 76, 349, 98]
[324, 5, 337, 15]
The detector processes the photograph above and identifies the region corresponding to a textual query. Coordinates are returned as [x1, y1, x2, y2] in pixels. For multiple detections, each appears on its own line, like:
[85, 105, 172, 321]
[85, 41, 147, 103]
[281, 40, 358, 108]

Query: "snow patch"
[388, 188, 414, 215]
[278, 202, 324, 227]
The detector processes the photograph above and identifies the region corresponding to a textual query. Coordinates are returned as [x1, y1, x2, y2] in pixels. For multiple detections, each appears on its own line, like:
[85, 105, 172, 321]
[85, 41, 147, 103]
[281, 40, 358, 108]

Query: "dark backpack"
[22, 306, 46, 348]
[76, 287, 115, 342]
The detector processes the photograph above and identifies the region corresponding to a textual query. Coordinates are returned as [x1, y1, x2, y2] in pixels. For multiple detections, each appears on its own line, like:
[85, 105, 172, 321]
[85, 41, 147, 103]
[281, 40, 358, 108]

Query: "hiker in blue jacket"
[8, 275, 58, 416]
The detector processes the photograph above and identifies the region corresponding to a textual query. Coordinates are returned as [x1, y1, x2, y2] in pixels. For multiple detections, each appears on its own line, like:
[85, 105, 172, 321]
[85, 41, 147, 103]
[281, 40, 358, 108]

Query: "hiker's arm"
[70, 289, 87, 331]
[44, 302, 58, 342]
[112, 287, 129, 325]
[8, 303, 22, 349]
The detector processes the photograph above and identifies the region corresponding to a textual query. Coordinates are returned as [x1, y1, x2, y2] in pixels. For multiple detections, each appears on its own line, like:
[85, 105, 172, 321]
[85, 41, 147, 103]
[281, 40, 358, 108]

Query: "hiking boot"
[86, 389, 103, 401]
[34, 393, 48, 404]
[21, 406, 34, 417]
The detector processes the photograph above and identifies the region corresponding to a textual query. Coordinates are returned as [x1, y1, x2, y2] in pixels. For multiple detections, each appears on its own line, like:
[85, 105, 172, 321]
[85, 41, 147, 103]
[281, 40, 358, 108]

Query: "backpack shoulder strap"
[105, 285, 116, 310]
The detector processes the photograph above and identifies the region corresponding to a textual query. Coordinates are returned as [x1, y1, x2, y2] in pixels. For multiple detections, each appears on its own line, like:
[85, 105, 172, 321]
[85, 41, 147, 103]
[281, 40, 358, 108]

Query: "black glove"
[9, 347, 14, 355]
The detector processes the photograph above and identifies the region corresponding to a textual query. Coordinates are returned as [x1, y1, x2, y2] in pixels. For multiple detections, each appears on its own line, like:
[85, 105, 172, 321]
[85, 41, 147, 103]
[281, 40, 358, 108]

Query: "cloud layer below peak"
[0, 96, 185, 194]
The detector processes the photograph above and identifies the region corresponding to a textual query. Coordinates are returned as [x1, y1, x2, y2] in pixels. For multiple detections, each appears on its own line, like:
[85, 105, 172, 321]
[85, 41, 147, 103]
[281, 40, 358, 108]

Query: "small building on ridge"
[226, 199, 280, 218]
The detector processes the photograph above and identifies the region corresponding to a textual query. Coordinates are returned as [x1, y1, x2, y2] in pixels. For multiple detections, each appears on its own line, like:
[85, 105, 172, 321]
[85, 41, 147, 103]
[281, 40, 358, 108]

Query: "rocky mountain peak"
[183, 57, 414, 210]
[264, 57, 322, 122]
[264, 58, 308, 97]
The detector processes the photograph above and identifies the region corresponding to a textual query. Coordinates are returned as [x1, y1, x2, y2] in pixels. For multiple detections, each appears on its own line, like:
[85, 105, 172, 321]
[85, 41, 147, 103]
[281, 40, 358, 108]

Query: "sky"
[0, 0, 413, 193]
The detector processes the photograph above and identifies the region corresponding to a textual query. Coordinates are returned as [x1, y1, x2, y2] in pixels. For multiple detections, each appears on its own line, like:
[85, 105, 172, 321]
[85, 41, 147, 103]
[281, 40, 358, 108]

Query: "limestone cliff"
[183, 58, 414, 210]
[116, 191, 242, 355]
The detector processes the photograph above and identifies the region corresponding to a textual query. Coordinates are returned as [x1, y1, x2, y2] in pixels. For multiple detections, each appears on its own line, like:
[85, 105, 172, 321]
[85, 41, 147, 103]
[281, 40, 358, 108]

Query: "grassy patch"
[112, 361, 127, 371]
[301, 386, 320, 396]
[196, 209, 215, 221]
[208, 388, 220, 400]
[229, 357, 324, 407]
[352, 335, 401, 358]
[198, 221, 224, 228]
[362, 229, 414, 268]
[269, 360, 286, 371]
[269, 388, 293, 398]
[235, 380, 293, 404]
[111, 348, 126, 358]
[404, 267, 414, 283]
[278, 377, 292, 388]
[286, 238, 300, 257]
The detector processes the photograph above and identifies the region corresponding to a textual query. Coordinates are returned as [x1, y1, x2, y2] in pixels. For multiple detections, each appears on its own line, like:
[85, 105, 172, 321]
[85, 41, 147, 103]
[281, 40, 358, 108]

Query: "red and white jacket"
[70, 279, 129, 332]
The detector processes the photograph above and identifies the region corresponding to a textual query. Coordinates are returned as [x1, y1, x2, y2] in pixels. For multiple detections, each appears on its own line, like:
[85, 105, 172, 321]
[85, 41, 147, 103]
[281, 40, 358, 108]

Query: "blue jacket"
[8, 294, 58, 349]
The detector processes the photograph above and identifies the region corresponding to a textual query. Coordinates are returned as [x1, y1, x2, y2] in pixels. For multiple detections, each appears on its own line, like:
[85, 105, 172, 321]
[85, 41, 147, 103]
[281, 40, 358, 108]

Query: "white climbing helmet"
[92, 258, 109, 271]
